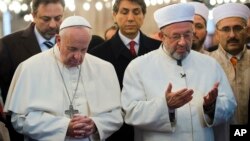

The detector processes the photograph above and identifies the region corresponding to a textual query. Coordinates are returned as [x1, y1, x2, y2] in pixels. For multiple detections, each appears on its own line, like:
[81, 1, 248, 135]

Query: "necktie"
[230, 56, 237, 70]
[129, 41, 136, 57]
[44, 41, 54, 48]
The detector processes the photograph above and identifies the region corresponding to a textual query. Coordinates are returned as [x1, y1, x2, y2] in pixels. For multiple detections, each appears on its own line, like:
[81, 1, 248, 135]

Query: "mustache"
[227, 38, 239, 44]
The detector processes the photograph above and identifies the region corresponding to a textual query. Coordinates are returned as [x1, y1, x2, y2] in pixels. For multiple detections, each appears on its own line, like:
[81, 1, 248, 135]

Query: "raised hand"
[165, 83, 193, 109]
[203, 82, 219, 107]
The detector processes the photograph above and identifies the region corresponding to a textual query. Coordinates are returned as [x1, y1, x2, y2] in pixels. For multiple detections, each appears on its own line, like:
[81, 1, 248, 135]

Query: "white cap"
[154, 3, 194, 29]
[213, 3, 250, 24]
[189, 2, 209, 21]
[60, 16, 92, 31]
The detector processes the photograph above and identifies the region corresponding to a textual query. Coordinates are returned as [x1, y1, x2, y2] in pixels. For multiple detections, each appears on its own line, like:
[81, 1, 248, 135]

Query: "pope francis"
[4, 16, 123, 141]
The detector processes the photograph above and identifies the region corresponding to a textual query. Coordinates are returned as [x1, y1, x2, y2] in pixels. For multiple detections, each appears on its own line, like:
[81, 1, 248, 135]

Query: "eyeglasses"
[217, 25, 246, 34]
[162, 32, 193, 41]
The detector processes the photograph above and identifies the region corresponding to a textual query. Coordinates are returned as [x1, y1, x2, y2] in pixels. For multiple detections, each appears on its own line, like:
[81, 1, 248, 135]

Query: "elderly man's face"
[33, 3, 64, 40]
[216, 17, 247, 55]
[113, 0, 144, 39]
[192, 15, 207, 51]
[160, 22, 193, 60]
[56, 27, 91, 68]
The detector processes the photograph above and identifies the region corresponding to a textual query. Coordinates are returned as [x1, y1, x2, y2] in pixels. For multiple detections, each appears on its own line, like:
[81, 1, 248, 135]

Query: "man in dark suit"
[89, 0, 161, 141]
[0, 0, 65, 140]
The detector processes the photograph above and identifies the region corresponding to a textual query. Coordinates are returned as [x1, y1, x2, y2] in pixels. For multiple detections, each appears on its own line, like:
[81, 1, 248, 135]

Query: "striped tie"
[44, 41, 54, 48]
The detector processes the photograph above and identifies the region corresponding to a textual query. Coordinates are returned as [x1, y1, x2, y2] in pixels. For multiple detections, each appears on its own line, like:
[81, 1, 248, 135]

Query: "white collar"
[118, 30, 140, 45]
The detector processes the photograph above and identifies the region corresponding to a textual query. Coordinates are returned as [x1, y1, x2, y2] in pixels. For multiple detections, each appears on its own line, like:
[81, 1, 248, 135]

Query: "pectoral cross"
[65, 104, 79, 118]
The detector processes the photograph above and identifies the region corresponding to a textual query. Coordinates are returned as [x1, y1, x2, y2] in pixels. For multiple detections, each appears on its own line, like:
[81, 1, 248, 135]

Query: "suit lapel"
[110, 31, 159, 60]
[21, 23, 41, 55]
[110, 33, 133, 60]
[138, 32, 151, 55]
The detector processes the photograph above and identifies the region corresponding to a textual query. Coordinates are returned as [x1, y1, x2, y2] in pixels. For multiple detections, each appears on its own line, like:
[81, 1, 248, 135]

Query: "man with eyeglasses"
[211, 3, 250, 123]
[121, 3, 236, 141]
[209, 3, 250, 141]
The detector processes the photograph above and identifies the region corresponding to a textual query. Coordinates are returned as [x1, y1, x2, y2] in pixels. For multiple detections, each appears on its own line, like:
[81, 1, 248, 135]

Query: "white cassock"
[4, 45, 123, 141]
[121, 46, 237, 141]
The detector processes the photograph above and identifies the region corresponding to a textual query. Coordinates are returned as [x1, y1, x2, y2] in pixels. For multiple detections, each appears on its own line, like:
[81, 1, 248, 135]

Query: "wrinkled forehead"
[60, 26, 91, 34]
[162, 22, 193, 33]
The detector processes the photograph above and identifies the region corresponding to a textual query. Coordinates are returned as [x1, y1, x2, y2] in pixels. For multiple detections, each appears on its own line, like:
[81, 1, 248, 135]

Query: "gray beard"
[172, 51, 189, 60]
[162, 44, 190, 61]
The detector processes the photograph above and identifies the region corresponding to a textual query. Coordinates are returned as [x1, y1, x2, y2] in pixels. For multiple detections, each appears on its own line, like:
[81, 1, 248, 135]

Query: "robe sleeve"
[12, 111, 70, 140]
[84, 57, 124, 140]
[121, 61, 174, 132]
[204, 62, 237, 126]
[91, 108, 123, 140]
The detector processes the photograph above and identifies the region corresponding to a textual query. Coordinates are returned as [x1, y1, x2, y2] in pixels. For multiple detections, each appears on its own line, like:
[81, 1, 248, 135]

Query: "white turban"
[60, 16, 92, 30]
[189, 2, 209, 21]
[213, 3, 250, 24]
[154, 3, 195, 29]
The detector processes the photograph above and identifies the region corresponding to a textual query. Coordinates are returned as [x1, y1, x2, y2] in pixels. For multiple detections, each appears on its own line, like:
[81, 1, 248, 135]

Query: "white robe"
[121, 46, 237, 141]
[4, 46, 123, 141]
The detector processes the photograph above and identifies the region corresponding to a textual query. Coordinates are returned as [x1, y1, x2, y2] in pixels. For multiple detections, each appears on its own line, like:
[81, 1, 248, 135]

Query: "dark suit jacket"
[0, 22, 40, 141]
[0, 23, 41, 102]
[89, 31, 161, 141]
[89, 31, 161, 87]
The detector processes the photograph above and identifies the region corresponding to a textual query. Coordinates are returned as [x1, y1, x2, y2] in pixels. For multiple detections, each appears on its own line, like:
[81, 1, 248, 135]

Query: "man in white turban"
[189, 2, 210, 54]
[4, 16, 123, 141]
[121, 3, 236, 141]
[209, 3, 250, 141]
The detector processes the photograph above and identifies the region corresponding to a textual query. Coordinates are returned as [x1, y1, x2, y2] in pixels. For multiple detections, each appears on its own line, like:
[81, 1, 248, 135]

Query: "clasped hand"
[67, 114, 97, 138]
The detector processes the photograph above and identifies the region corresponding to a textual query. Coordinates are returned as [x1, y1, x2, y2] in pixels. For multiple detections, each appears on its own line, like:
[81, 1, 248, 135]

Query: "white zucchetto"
[213, 3, 250, 24]
[154, 3, 195, 29]
[189, 2, 209, 22]
[60, 16, 92, 31]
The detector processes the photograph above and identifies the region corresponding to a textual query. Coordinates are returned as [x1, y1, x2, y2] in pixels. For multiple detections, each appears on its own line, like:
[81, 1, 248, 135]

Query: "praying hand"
[67, 115, 97, 139]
